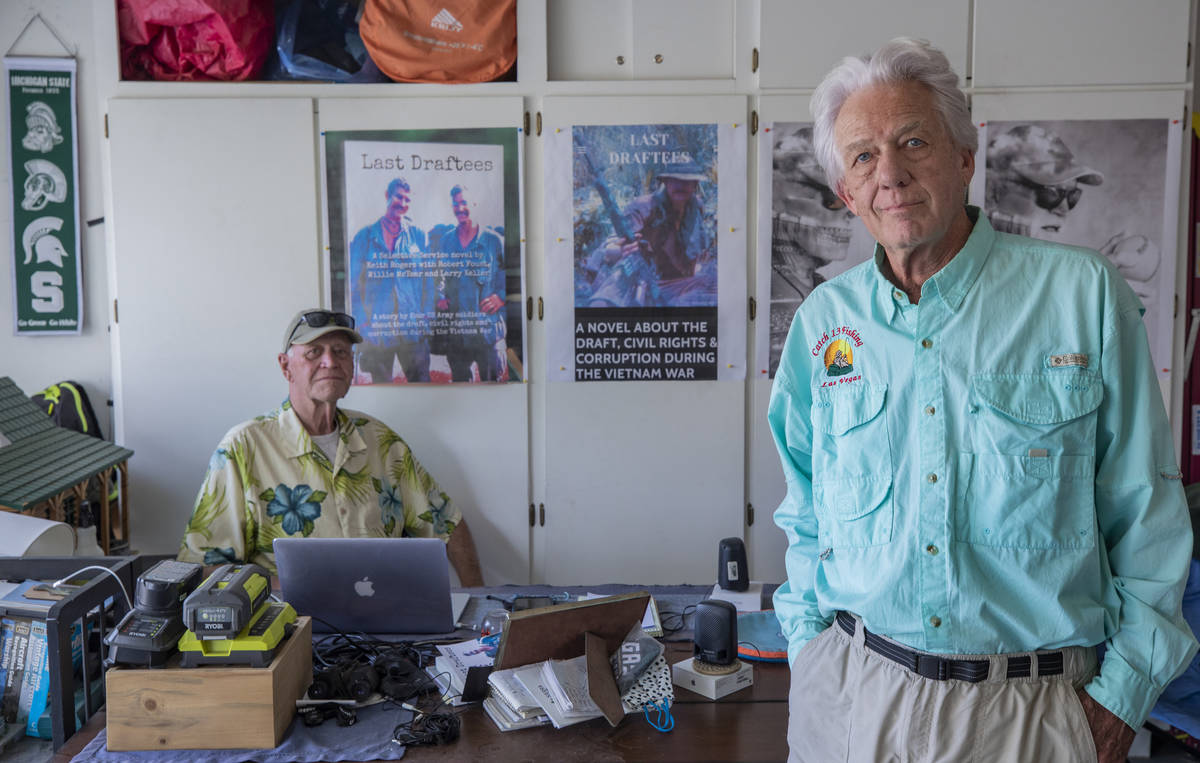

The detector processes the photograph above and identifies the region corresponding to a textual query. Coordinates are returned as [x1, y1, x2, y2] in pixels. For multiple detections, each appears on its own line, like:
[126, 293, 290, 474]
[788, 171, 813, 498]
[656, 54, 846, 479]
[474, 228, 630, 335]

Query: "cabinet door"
[974, 0, 1190, 87]
[108, 98, 321, 558]
[758, 0, 969, 90]
[536, 95, 748, 585]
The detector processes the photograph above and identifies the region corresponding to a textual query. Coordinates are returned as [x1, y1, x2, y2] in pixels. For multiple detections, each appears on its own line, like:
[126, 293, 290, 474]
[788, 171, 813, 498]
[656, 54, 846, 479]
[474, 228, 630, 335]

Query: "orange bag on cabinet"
[360, 0, 517, 83]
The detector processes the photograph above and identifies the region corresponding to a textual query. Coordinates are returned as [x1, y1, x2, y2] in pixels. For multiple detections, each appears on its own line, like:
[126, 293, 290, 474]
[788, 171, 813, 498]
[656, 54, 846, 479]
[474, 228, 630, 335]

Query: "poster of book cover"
[974, 119, 1179, 378]
[572, 123, 719, 381]
[324, 128, 523, 384]
[759, 122, 872, 377]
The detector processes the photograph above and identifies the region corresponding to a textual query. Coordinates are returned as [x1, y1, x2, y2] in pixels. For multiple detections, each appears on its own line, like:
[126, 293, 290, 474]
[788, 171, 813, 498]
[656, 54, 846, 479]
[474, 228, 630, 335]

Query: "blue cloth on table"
[70, 703, 410, 763]
[1151, 558, 1200, 737]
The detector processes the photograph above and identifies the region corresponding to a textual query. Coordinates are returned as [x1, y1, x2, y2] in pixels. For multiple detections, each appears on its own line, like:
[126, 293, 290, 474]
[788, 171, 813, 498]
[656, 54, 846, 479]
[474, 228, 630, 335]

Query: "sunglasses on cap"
[1020, 178, 1083, 212]
[799, 179, 846, 211]
[287, 310, 355, 342]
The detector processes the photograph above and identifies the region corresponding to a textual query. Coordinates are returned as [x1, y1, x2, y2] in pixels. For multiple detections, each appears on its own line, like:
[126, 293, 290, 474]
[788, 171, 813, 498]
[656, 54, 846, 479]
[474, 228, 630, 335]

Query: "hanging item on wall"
[973, 119, 1182, 379]
[322, 127, 525, 384]
[754, 122, 872, 379]
[544, 122, 747, 382]
[5, 56, 81, 335]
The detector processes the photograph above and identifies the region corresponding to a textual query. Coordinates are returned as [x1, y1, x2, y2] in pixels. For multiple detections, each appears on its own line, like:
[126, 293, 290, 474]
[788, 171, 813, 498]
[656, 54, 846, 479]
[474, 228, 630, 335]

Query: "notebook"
[274, 537, 468, 634]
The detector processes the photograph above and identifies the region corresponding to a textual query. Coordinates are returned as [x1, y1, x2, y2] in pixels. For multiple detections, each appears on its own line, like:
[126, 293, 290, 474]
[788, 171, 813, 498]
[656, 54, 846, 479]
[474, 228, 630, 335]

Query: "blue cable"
[643, 699, 674, 732]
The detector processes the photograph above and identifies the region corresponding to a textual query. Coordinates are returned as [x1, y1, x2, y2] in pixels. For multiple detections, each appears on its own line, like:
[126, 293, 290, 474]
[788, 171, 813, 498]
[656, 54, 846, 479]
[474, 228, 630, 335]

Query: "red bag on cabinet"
[117, 0, 274, 81]
[360, 0, 517, 83]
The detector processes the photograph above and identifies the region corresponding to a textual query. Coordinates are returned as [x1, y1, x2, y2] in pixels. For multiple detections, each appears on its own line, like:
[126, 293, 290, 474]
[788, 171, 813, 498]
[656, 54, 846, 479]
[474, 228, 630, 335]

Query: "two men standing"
[348, 179, 507, 384]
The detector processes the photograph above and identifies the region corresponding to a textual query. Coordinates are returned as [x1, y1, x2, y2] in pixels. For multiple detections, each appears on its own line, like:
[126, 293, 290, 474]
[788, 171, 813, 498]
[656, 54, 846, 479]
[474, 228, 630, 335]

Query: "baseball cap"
[656, 159, 708, 183]
[281, 309, 363, 353]
[987, 124, 1104, 186]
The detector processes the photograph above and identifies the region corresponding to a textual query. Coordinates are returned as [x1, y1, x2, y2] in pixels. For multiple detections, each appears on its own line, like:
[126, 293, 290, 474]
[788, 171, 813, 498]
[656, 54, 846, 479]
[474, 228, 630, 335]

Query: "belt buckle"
[914, 654, 947, 680]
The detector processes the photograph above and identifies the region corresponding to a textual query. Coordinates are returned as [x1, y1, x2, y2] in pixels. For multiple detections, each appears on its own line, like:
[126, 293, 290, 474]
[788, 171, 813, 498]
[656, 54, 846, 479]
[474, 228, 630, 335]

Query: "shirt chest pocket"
[811, 383, 894, 548]
[956, 371, 1102, 549]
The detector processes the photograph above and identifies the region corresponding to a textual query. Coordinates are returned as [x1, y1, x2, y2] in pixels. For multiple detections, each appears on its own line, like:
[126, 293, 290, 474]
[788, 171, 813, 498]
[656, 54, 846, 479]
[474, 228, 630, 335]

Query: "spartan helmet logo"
[21, 216, 68, 267]
[22, 159, 68, 211]
[23, 101, 64, 153]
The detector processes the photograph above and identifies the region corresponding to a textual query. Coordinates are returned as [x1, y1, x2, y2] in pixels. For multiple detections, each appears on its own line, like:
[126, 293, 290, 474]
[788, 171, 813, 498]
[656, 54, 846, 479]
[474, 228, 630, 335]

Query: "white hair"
[811, 37, 976, 190]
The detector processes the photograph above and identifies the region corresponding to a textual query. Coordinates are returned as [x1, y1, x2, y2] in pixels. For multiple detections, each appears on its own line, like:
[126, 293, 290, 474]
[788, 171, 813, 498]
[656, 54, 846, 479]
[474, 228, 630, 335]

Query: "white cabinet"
[974, 0, 1191, 87]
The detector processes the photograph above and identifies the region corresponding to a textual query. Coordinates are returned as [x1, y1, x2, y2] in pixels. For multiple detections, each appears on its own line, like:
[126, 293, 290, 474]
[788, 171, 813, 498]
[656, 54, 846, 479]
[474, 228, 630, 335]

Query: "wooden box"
[104, 616, 312, 751]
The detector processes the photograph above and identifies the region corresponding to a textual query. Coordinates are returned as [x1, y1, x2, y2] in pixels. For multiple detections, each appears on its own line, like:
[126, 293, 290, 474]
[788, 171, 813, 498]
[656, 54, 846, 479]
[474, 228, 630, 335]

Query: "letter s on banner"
[31, 271, 64, 313]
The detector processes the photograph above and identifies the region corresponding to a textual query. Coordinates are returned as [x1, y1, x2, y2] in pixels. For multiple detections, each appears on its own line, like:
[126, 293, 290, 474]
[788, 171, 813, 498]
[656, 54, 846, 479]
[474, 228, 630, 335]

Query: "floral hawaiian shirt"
[178, 400, 460, 574]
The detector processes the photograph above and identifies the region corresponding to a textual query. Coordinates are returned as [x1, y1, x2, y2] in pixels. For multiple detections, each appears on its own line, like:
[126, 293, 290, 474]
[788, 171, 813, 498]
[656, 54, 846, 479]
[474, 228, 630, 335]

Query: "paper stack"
[425, 639, 494, 706]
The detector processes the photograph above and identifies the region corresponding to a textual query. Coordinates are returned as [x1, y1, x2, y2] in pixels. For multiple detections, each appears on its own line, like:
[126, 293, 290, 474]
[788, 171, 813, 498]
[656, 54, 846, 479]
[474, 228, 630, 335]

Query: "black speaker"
[718, 537, 749, 591]
[694, 599, 737, 666]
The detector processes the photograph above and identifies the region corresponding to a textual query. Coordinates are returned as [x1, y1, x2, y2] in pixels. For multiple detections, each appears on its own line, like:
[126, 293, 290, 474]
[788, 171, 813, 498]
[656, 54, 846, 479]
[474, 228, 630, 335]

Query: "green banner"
[5, 57, 80, 335]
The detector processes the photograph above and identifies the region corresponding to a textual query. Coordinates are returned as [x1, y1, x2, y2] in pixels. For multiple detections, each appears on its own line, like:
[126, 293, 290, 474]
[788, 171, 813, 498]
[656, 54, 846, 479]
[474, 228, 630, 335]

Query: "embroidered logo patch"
[812, 325, 864, 385]
[1049, 353, 1088, 368]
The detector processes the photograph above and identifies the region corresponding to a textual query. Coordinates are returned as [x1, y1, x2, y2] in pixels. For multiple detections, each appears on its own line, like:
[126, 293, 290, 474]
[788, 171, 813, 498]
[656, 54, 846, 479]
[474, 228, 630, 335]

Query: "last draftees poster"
[572, 123, 719, 381]
[324, 128, 523, 384]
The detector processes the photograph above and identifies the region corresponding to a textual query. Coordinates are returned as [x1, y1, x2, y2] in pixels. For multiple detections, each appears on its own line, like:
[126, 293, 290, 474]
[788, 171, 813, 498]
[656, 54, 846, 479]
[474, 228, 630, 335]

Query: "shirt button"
[924, 406, 935, 416]
[921, 338, 933, 349]
[894, 290, 904, 300]
[926, 544, 938, 555]
[927, 473, 938, 483]
[930, 616, 942, 628]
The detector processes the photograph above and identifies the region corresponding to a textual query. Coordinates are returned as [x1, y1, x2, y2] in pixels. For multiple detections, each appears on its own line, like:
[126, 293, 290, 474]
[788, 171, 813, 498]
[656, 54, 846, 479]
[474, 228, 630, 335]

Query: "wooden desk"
[55, 643, 790, 763]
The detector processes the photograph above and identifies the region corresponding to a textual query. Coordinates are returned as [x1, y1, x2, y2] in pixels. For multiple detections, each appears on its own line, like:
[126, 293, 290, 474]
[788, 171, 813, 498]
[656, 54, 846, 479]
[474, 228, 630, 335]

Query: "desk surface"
[55, 642, 789, 763]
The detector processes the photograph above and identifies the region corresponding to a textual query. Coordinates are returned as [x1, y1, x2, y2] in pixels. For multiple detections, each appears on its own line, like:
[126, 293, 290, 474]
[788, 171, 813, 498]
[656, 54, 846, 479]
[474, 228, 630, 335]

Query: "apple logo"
[354, 576, 375, 597]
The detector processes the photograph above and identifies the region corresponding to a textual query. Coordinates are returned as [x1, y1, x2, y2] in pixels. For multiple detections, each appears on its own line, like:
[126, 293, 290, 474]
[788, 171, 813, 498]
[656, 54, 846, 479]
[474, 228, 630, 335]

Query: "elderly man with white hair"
[769, 38, 1196, 762]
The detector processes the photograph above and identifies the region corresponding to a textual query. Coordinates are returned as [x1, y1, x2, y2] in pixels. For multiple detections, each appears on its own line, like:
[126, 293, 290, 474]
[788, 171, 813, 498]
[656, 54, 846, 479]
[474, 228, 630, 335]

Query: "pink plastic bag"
[118, 0, 273, 81]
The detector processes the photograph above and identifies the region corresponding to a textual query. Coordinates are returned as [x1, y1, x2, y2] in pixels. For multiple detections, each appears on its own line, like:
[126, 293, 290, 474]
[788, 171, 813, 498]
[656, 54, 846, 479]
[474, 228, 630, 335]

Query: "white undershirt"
[310, 431, 340, 464]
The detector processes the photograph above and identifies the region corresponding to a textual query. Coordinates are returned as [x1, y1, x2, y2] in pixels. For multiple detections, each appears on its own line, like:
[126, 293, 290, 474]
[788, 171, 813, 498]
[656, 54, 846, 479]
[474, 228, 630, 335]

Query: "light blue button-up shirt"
[770, 207, 1197, 728]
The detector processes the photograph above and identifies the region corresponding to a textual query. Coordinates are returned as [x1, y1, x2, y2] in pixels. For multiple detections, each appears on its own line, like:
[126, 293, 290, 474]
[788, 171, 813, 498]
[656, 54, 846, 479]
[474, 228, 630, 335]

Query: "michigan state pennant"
[5, 56, 81, 335]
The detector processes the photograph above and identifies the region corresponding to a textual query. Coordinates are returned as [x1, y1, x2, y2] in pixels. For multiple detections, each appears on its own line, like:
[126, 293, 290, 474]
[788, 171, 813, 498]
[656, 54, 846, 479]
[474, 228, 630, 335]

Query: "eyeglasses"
[799, 179, 846, 211]
[1022, 179, 1082, 211]
[287, 310, 355, 344]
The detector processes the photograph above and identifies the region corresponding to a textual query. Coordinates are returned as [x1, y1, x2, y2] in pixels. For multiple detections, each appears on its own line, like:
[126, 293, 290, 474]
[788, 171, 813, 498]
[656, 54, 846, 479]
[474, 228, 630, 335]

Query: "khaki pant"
[787, 616, 1099, 763]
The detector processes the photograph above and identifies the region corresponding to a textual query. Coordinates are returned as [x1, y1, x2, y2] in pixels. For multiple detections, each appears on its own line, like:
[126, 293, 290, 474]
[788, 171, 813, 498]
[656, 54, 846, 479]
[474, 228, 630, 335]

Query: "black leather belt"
[836, 612, 1065, 683]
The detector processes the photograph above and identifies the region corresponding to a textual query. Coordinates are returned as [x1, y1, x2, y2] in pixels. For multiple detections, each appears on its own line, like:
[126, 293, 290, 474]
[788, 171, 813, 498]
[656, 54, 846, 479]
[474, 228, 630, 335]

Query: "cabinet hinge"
[536, 112, 542, 137]
[104, 113, 109, 139]
[113, 299, 118, 323]
[526, 296, 533, 320]
[538, 297, 544, 320]
[747, 502, 755, 526]
[528, 502, 535, 527]
[539, 503, 545, 527]
[523, 111, 530, 136]
[751, 110, 758, 136]
[748, 296, 756, 321]
[752, 47, 759, 73]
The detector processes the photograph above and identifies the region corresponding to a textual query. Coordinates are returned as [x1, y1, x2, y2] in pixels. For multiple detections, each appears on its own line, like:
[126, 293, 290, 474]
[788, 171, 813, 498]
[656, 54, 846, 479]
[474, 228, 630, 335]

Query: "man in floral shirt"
[178, 308, 483, 585]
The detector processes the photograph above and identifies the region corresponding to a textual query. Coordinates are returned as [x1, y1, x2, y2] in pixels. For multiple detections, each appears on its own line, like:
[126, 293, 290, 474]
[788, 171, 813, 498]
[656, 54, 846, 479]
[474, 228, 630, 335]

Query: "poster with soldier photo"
[5, 57, 80, 335]
[323, 128, 523, 384]
[976, 119, 1179, 377]
[571, 123, 719, 381]
[758, 122, 873, 377]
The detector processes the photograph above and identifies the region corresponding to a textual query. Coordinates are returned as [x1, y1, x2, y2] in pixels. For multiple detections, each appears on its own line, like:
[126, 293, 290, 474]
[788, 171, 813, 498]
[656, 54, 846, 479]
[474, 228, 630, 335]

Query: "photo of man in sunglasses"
[766, 123, 870, 375]
[983, 120, 1168, 347]
[984, 124, 1104, 241]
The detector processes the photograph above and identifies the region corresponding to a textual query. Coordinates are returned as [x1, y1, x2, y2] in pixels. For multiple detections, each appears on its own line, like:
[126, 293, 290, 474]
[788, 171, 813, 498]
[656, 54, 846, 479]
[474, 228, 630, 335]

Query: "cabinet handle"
[539, 503, 545, 526]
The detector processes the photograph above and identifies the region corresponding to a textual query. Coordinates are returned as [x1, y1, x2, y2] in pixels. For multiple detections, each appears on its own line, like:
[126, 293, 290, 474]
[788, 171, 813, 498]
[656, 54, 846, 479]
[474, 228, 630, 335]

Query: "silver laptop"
[274, 537, 467, 634]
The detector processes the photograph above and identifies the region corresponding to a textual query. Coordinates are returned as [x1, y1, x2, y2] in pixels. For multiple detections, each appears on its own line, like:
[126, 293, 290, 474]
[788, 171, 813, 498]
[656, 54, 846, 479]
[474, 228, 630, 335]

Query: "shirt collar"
[279, 399, 352, 458]
[872, 206, 995, 316]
